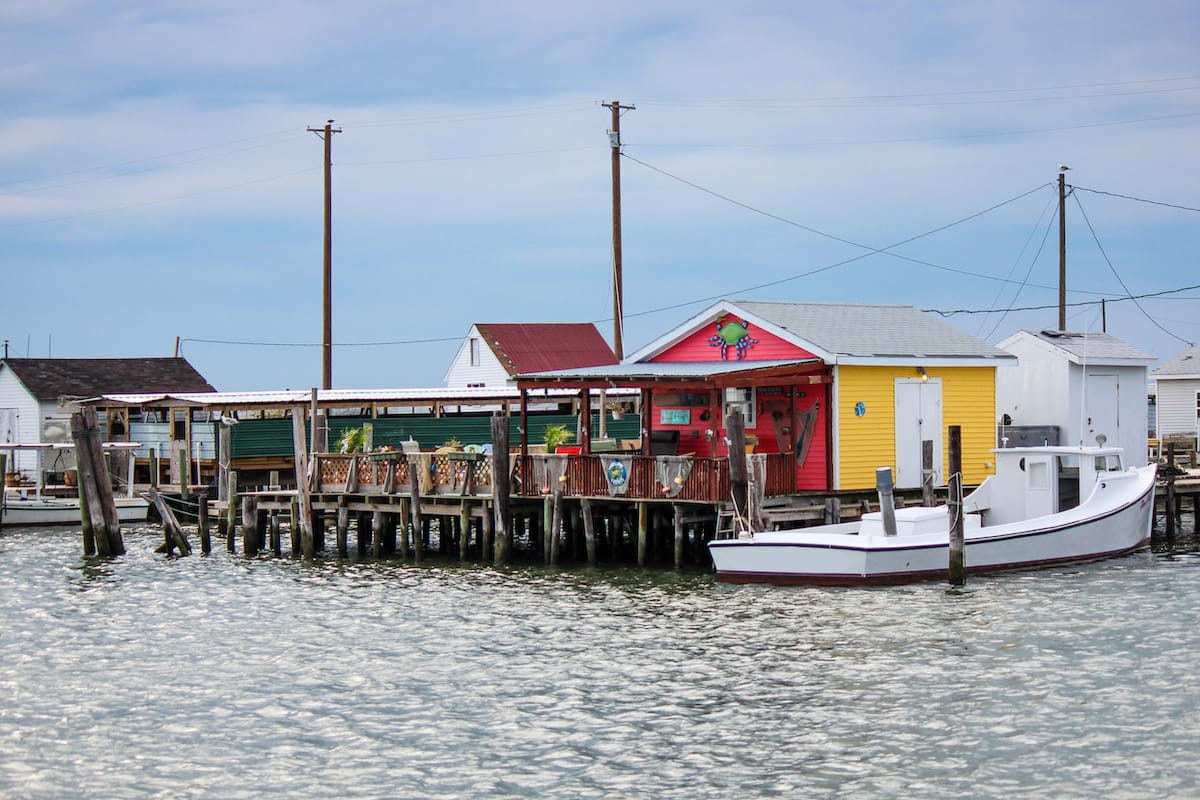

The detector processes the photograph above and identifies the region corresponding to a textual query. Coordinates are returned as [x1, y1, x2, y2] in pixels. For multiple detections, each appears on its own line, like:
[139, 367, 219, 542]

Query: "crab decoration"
[708, 314, 759, 361]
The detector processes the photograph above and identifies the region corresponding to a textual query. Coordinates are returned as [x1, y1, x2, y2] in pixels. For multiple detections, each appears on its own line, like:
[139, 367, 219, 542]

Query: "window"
[723, 386, 756, 427]
[470, 337, 480, 367]
[1195, 391, 1199, 421]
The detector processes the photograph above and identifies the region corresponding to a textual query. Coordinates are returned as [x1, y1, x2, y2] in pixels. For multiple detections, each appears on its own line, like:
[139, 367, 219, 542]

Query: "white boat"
[708, 445, 1157, 585]
[2, 442, 150, 528]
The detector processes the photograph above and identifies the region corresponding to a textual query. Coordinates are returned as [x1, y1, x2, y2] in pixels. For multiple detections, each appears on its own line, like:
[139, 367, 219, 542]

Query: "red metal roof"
[474, 323, 617, 376]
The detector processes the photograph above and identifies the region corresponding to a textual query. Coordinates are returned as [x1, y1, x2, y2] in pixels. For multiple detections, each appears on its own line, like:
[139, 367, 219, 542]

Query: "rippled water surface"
[2, 525, 1199, 799]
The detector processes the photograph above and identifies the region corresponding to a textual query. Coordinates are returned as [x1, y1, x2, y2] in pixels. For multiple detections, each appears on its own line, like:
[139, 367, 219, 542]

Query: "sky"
[2, 0, 1198, 391]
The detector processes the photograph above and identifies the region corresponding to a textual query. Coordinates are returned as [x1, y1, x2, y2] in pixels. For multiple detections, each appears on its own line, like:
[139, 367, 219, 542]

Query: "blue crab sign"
[708, 314, 759, 361]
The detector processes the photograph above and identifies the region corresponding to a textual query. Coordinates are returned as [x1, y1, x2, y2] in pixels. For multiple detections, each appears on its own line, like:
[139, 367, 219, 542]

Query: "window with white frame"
[470, 337, 480, 367]
[723, 386, 756, 427]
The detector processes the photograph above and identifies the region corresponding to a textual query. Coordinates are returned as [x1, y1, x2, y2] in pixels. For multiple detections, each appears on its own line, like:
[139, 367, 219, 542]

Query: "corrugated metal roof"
[0, 357, 215, 400]
[518, 359, 817, 381]
[1021, 330, 1157, 364]
[1152, 344, 1200, 377]
[733, 301, 1013, 359]
[475, 323, 617, 376]
[89, 385, 639, 409]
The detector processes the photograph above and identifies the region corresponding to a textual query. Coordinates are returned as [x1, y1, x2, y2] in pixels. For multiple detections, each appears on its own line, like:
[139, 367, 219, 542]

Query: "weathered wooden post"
[372, 511, 386, 557]
[197, 495, 211, 554]
[225, 469, 238, 552]
[407, 456, 424, 563]
[948, 425, 965, 586]
[398, 496, 411, 558]
[291, 406, 315, 558]
[269, 511, 281, 556]
[581, 498, 597, 566]
[71, 409, 124, 556]
[146, 486, 191, 556]
[727, 410, 748, 529]
[460, 503, 471, 561]
[543, 495, 553, 564]
[78, 469, 96, 555]
[356, 510, 370, 555]
[1165, 442, 1177, 544]
[242, 494, 260, 556]
[636, 502, 648, 567]
[335, 502, 349, 557]
[481, 500, 494, 562]
[289, 498, 301, 556]
[922, 440, 935, 507]
[673, 503, 685, 568]
[0, 453, 6, 534]
[148, 449, 159, 490]
[491, 415, 511, 566]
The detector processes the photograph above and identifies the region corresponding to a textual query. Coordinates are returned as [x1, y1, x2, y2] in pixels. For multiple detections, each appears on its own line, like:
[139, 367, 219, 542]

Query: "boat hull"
[2, 496, 150, 526]
[709, 466, 1156, 586]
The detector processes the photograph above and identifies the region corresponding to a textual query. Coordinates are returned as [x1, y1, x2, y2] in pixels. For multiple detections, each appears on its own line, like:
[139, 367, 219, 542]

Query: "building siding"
[1156, 379, 1199, 438]
[444, 326, 512, 387]
[653, 317, 816, 362]
[836, 366, 996, 489]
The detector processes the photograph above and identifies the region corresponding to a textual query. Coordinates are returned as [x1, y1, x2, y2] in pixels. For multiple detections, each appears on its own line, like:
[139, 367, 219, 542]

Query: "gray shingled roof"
[1152, 344, 1200, 377]
[1, 358, 216, 400]
[1020, 330, 1157, 363]
[733, 301, 1012, 359]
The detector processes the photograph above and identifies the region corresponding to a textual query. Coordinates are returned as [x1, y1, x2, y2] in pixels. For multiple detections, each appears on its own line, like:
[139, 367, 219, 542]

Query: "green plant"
[441, 438, 463, 451]
[543, 424, 574, 452]
[337, 424, 372, 453]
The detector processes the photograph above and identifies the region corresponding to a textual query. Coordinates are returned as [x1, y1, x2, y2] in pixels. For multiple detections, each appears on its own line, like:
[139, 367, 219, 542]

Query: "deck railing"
[314, 451, 798, 503]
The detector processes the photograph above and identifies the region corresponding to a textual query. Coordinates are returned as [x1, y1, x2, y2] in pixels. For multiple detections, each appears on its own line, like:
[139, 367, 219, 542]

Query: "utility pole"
[1058, 165, 1069, 331]
[308, 120, 341, 389]
[603, 100, 635, 361]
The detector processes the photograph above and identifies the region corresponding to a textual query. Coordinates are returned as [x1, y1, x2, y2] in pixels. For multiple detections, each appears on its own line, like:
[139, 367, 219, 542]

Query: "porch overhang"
[515, 358, 828, 391]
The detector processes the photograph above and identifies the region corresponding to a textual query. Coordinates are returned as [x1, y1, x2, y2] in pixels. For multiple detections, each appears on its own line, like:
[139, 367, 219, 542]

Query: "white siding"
[443, 326, 514, 388]
[1156, 379, 1200, 439]
[996, 332, 1152, 465]
[0, 367, 44, 476]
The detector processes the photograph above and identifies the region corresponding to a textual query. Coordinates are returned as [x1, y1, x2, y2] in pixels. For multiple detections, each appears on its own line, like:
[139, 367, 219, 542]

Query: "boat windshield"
[1096, 454, 1122, 472]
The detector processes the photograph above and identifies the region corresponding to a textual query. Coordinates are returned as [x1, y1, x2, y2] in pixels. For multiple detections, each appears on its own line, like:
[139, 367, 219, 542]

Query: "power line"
[0, 167, 320, 229]
[622, 152, 1064, 293]
[1071, 192, 1193, 346]
[1072, 185, 1200, 214]
[636, 75, 1200, 106]
[925, 283, 1200, 317]
[0, 127, 304, 190]
[625, 111, 1200, 150]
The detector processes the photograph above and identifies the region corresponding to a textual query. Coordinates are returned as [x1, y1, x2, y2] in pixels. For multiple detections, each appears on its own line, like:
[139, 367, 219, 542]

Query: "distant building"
[444, 323, 617, 388]
[1151, 344, 1200, 444]
[995, 331, 1156, 465]
[520, 300, 1016, 491]
[0, 357, 215, 476]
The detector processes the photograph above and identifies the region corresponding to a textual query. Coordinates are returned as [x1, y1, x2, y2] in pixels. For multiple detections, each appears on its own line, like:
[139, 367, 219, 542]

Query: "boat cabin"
[967, 446, 1126, 526]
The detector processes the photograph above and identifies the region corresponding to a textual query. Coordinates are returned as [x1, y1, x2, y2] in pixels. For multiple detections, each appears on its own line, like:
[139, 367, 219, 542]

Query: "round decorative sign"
[854, 401, 866, 417]
[606, 460, 628, 487]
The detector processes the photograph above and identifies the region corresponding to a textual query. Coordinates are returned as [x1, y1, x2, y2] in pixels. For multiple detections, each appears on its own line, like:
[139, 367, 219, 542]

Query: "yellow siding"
[837, 366, 997, 489]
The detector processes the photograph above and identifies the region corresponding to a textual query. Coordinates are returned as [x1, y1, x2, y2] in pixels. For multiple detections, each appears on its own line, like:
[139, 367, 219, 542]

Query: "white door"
[1085, 374, 1119, 448]
[894, 379, 943, 489]
[0, 408, 16, 443]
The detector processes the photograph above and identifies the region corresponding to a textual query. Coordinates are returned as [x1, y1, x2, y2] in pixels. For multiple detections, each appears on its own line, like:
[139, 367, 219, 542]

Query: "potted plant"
[543, 424, 575, 454]
[336, 424, 372, 453]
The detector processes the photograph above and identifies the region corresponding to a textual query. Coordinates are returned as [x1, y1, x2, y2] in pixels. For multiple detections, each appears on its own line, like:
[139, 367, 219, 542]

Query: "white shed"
[1151, 344, 1200, 444]
[995, 331, 1156, 465]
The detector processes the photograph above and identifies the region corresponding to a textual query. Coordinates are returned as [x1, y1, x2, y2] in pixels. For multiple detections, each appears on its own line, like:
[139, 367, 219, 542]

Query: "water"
[1, 525, 1199, 799]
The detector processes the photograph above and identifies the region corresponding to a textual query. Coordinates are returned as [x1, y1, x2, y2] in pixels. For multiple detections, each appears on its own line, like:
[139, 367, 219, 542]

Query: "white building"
[995, 331, 1156, 465]
[1151, 344, 1200, 445]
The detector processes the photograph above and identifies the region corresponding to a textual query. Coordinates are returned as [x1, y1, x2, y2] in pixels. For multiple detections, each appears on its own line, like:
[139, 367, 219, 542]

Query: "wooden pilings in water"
[70, 408, 124, 556]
